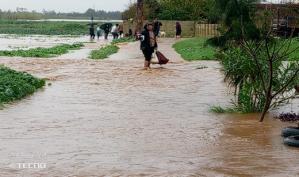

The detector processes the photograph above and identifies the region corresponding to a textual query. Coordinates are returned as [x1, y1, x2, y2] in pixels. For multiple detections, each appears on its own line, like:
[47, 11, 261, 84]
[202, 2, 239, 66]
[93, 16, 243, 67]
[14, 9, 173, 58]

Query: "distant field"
[0, 20, 92, 35]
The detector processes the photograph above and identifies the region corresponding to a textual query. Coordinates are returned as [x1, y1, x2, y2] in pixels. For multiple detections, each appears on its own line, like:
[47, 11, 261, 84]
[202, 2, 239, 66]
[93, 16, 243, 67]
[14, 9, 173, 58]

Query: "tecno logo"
[17, 163, 47, 169]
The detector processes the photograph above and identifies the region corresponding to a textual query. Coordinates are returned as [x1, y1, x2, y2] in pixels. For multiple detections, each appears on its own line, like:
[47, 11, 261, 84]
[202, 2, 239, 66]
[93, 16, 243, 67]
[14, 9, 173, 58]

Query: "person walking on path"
[139, 22, 157, 70]
[153, 18, 163, 37]
[111, 24, 119, 39]
[175, 22, 182, 39]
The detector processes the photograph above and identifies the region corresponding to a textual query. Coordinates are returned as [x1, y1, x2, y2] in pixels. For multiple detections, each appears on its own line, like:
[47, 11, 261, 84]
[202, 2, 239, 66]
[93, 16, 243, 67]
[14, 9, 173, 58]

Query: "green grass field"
[173, 38, 217, 61]
[0, 66, 45, 104]
[0, 20, 90, 35]
[89, 45, 119, 60]
[0, 43, 84, 58]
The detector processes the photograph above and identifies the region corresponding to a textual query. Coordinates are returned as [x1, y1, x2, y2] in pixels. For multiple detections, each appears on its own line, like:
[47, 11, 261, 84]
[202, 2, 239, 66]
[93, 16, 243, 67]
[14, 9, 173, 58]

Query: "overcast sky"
[0, 0, 133, 12]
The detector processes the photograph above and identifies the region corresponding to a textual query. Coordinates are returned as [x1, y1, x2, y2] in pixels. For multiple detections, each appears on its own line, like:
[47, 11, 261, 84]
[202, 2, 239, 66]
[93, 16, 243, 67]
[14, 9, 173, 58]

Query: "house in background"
[258, 0, 299, 36]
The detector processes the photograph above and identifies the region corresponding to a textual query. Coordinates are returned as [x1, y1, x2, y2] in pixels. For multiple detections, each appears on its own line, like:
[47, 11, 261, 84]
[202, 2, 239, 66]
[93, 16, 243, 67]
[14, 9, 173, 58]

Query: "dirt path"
[0, 39, 298, 177]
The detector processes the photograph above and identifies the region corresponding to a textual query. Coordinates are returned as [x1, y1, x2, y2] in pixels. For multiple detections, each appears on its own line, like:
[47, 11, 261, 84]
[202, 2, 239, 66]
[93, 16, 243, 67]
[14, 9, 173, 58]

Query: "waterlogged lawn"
[0, 43, 84, 58]
[0, 66, 45, 104]
[90, 45, 119, 59]
[173, 38, 217, 61]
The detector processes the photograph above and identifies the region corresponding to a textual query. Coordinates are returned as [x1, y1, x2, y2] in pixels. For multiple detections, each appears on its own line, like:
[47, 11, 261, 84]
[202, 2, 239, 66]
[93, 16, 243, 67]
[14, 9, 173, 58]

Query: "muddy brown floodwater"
[0, 38, 298, 177]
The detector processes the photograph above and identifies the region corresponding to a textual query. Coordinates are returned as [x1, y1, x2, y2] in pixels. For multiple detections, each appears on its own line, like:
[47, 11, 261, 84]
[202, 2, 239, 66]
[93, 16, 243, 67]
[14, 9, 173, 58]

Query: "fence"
[123, 20, 220, 38]
[195, 23, 220, 37]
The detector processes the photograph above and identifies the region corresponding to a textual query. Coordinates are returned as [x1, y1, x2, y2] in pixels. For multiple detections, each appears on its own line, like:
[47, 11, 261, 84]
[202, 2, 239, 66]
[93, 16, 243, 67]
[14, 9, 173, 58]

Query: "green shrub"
[0, 66, 45, 104]
[219, 39, 299, 115]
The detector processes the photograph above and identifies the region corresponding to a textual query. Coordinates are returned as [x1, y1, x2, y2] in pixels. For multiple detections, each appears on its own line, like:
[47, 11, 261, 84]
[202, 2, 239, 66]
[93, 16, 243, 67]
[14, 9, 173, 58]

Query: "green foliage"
[111, 37, 135, 45]
[122, 0, 214, 21]
[286, 39, 299, 61]
[0, 43, 84, 58]
[214, 0, 260, 42]
[173, 38, 217, 61]
[219, 38, 299, 114]
[0, 65, 45, 104]
[89, 45, 119, 59]
[158, 0, 208, 21]
[122, 0, 161, 20]
[0, 20, 89, 35]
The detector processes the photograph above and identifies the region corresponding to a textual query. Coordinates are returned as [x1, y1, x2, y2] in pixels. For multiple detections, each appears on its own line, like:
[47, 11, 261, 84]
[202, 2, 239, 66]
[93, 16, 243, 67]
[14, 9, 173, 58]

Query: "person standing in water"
[102, 24, 111, 40]
[89, 25, 95, 40]
[96, 26, 102, 40]
[140, 22, 157, 70]
[175, 22, 182, 39]
[118, 23, 124, 38]
[111, 24, 119, 39]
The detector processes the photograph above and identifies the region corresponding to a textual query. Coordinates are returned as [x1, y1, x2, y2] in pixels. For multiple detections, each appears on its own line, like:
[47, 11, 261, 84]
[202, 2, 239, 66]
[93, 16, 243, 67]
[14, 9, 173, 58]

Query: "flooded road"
[0, 38, 298, 176]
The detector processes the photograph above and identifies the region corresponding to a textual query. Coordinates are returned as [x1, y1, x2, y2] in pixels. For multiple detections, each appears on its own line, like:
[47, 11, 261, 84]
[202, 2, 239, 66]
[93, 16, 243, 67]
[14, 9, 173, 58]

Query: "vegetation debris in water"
[89, 45, 119, 59]
[0, 43, 84, 58]
[0, 65, 45, 104]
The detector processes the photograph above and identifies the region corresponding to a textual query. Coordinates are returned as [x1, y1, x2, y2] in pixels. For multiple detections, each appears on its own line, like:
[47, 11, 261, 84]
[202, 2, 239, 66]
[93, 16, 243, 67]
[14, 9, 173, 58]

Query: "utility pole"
[136, 0, 144, 34]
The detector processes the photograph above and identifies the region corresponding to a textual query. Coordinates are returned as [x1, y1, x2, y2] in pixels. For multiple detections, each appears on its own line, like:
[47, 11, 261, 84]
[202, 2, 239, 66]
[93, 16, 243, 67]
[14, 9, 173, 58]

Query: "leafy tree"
[215, 0, 260, 41]
[122, 0, 160, 20]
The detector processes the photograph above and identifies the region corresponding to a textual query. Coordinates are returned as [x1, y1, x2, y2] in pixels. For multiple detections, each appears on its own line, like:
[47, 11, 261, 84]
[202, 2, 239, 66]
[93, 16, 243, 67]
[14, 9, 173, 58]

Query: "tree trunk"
[136, 0, 144, 34]
[259, 99, 271, 122]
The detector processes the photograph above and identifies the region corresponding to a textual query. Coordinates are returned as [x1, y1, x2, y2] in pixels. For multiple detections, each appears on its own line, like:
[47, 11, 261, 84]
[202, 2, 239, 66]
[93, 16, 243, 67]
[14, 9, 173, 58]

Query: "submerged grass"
[173, 38, 217, 61]
[111, 37, 135, 45]
[209, 106, 236, 113]
[0, 43, 84, 58]
[89, 45, 119, 59]
[0, 65, 45, 104]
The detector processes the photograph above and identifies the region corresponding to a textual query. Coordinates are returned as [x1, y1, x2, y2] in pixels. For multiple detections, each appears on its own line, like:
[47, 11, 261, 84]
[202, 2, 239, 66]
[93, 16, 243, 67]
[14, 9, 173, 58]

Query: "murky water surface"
[0, 37, 298, 176]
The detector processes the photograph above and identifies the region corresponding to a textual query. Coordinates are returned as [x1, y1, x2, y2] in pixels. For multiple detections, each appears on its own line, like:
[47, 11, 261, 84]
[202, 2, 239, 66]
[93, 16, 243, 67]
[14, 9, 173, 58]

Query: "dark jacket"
[154, 21, 162, 36]
[140, 30, 157, 51]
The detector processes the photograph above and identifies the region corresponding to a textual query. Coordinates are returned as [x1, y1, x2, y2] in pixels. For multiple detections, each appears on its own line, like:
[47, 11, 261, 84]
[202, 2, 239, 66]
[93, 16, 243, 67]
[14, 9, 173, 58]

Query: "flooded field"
[0, 37, 298, 176]
[0, 34, 90, 50]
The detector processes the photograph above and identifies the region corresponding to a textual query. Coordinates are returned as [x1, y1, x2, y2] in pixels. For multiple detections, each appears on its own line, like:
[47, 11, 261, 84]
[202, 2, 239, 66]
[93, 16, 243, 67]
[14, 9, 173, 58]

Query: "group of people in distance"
[89, 23, 124, 40]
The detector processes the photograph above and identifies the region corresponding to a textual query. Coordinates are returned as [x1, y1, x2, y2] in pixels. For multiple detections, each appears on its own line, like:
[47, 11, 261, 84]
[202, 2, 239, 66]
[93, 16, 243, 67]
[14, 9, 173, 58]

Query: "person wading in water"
[140, 22, 157, 70]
